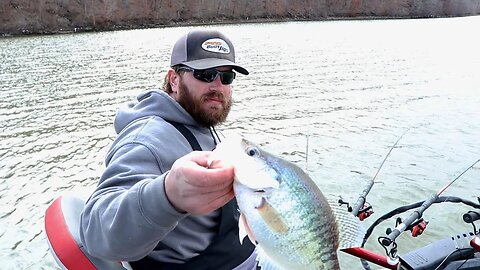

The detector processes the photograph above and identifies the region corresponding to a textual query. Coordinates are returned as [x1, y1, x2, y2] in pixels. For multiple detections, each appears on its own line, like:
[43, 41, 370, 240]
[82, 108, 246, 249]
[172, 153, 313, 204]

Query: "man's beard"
[176, 79, 232, 127]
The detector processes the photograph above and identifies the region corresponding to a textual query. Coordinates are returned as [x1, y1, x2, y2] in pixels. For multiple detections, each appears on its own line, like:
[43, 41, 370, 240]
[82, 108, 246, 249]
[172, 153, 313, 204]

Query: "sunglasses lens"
[220, 71, 236, 85]
[191, 69, 236, 85]
[202, 69, 219, 82]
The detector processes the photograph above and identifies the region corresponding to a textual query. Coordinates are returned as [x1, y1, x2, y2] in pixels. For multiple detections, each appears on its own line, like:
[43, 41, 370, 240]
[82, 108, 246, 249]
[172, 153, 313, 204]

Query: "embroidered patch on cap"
[201, 38, 231, 54]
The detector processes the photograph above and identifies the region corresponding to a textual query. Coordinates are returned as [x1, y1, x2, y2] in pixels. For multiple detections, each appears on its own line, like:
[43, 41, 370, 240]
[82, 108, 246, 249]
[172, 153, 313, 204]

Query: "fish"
[211, 136, 364, 270]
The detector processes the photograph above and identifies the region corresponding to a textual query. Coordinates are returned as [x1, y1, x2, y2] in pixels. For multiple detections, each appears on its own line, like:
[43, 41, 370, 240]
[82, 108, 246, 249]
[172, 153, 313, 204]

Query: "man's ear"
[168, 69, 179, 94]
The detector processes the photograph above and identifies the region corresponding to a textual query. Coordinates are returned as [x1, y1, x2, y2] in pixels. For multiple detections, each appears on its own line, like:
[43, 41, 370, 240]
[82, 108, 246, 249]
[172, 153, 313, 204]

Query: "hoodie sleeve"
[79, 142, 188, 261]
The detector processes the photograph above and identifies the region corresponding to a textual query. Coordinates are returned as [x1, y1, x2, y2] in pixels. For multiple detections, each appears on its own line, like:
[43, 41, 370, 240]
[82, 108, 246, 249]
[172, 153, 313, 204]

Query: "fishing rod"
[305, 134, 309, 171]
[350, 129, 410, 219]
[381, 158, 480, 248]
[345, 159, 480, 270]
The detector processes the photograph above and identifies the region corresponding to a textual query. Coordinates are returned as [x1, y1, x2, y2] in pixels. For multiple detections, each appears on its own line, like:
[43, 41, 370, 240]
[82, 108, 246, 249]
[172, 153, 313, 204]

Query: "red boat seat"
[44, 195, 128, 270]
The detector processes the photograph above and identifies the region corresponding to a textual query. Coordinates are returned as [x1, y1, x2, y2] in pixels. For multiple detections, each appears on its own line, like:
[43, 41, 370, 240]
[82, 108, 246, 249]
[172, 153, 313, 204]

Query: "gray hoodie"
[80, 89, 240, 264]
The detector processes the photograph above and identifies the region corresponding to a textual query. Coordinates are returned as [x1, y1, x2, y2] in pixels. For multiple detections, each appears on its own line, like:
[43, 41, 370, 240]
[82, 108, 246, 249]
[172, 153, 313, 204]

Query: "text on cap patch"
[201, 38, 230, 54]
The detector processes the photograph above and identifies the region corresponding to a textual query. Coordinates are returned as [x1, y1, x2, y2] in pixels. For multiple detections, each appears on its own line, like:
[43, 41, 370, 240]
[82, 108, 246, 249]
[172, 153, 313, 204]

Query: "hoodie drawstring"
[209, 126, 222, 146]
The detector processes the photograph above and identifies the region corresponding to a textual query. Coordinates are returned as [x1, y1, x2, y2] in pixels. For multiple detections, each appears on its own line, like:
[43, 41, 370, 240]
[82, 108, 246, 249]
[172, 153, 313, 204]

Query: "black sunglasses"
[178, 67, 236, 85]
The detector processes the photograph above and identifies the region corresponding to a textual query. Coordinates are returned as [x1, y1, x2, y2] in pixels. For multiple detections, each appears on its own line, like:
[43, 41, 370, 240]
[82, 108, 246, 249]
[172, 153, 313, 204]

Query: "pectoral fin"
[256, 197, 289, 234]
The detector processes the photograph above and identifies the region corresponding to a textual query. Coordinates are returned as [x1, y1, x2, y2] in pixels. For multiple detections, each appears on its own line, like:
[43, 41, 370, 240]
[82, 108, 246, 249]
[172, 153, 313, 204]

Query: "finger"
[180, 170, 233, 197]
[184, 151, 213, 168]
[186, 150, 235, 170]
[208, 158, 235, 170]
[204, 189, 235, 212]
[181, 153, 235, 188]
[199, 166, 234, 188]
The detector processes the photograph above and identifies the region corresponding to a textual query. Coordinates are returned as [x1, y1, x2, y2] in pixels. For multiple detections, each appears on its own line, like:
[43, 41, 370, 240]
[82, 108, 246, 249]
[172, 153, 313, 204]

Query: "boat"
[44, 195, 130, 270]
[44, 192, 480, 270]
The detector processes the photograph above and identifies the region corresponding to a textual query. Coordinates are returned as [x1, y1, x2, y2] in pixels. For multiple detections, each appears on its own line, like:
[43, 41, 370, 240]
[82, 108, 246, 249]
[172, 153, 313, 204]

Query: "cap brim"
[182, 58, 249, 75]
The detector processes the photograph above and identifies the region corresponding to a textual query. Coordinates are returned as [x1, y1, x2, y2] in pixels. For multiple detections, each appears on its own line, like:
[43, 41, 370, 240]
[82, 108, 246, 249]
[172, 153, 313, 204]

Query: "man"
[80, 29, 257, 269]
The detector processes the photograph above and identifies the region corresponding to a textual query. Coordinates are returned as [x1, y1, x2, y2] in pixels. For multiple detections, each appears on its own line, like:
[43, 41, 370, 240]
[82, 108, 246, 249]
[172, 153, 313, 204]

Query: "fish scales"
[212, 136, 363, 270]
[253, 155, 340, 269]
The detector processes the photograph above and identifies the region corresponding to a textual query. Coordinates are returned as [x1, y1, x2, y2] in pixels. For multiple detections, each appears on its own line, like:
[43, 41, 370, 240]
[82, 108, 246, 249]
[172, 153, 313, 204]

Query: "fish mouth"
[253, 186, 277, 194]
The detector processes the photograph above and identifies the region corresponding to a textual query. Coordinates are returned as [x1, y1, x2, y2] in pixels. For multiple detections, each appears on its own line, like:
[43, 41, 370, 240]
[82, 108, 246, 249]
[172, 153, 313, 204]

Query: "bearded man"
[80, 29, 257, 270]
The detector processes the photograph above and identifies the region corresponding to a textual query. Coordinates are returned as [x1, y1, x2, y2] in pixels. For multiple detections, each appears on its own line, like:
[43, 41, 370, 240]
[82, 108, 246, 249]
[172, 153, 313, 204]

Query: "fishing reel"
[338, 199, 375, 221]
[358, 203, 374, 221]
[463, 210, 480, 252]
[376, 217, 430, 263]
[392, 217, 429, 238]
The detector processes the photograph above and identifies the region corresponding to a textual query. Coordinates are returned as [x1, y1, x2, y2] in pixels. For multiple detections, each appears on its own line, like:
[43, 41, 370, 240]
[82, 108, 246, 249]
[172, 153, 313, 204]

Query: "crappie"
[212, 136, 364, 270]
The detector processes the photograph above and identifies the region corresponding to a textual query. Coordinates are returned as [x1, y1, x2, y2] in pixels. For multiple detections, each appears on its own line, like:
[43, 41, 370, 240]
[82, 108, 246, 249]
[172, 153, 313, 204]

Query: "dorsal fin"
[328, 197, 365, 249]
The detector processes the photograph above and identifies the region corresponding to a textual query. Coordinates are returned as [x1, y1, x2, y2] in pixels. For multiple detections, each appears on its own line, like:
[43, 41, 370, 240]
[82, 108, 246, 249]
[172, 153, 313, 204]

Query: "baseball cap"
[170, 29, 249, 75]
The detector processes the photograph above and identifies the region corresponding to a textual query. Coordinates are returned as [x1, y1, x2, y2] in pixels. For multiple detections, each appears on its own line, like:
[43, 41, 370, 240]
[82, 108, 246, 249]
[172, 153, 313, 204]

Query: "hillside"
[1, 0, 480, 35]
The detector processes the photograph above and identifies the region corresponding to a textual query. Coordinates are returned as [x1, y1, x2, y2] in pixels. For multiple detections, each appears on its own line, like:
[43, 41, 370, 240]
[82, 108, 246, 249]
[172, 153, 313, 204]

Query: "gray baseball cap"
[170, 29, 249, 75]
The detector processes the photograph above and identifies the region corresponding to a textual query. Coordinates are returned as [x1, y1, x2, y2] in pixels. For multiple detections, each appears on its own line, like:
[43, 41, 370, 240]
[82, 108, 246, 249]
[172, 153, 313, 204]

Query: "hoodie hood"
[114, 89, 197, 134]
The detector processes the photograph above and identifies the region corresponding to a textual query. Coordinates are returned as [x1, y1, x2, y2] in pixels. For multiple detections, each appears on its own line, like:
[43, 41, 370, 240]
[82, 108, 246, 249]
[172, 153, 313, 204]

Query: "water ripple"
[1, 17, 480, 269]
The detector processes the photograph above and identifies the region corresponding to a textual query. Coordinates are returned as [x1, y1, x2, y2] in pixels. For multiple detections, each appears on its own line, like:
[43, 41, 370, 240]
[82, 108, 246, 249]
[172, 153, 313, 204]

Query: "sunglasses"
[178, 67, 236, 85]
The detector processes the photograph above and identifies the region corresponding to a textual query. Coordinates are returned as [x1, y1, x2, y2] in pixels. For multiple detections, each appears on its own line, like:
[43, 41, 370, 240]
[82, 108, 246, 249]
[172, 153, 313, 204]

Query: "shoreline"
[1, 14, 472, 38]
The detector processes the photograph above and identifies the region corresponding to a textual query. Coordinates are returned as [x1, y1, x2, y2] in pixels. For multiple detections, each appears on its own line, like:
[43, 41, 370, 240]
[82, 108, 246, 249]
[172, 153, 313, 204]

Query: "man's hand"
[164, 151, 235, 215]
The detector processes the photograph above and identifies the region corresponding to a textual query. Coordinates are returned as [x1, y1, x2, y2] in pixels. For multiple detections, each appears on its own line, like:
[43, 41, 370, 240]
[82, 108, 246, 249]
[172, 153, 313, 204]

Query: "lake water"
[1, 16, 479, 269]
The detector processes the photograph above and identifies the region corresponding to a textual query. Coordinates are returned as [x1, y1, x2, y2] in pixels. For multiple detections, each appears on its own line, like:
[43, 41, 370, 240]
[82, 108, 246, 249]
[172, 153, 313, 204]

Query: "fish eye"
[246, 147, 259, 157]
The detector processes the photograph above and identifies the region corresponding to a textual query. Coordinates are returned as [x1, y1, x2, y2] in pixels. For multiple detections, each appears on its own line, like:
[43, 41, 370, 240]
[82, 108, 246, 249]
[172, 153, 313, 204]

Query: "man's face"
[174, 67, 233, 127]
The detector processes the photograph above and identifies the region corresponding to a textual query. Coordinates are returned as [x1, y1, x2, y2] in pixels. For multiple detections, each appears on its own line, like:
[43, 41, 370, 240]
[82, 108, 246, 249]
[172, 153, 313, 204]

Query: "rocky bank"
[1, 0, 480, 36]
